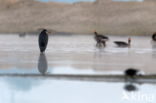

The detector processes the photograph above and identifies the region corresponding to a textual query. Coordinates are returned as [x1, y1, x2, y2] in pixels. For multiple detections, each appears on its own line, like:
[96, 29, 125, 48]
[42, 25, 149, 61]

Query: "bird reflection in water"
[124, 83, 138, 92]
[123, 68, 142, 92]
[151, 40, 156, 58]
[124, 75, 139, 92]
[38, 53, 48, 75]
[151, 40, 156, 49]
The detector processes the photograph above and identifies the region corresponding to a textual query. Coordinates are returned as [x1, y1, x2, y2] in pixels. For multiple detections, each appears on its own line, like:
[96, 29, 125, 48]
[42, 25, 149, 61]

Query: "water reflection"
[151, 41, 156, 58]
[1, 78, 155, 103]
[124, 83, 138, 92]
[5, 77, 40, 91]
[123, 75, 142, 92]
[38, 53, 48, 75]
[1, 34, 156, 74]
[151, 41, 156, 49]
[18, 32, 26, 38]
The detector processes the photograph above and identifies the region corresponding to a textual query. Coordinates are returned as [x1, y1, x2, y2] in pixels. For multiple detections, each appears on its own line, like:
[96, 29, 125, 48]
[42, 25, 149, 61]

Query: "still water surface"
[0, 34, 156, 74]
[0, 34, 156, 103]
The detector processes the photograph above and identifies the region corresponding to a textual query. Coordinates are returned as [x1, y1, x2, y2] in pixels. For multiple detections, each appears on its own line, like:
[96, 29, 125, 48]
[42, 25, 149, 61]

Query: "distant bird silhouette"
[38, 29, 49, 53]
[152, 32, 156, 41]
[94, 31, 109, 47]
[114, 38, 131, 47]
[125, 68, 138, 77]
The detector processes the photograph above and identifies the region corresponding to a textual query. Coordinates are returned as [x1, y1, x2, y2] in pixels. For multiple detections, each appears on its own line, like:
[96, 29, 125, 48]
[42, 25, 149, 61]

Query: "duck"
[152, 32, 156, 41]
[124, 68, 138, 77]
[94, 31, 109, 47]
[38, 29, 49, 53]
[114, 37, 131, 47]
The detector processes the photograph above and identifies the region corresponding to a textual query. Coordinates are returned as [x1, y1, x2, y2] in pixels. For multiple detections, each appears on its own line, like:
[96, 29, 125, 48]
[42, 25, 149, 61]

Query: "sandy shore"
[0, 0, 156, 35]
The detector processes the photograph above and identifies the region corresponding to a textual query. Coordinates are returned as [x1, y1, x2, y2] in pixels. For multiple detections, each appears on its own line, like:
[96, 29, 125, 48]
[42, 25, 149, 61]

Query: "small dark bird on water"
[124, 68, 139, 77]
[38, 29, 49, 53]
[152, 32, 156, 41]
[114, 38, 131, 47]
[94, 30, 109, 47]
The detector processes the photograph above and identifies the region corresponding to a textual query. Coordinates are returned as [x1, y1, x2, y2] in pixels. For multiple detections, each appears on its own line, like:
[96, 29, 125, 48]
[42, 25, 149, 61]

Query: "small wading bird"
[124, 68, 139, 77]
[38, 29, 49, 53]
[94, 30, 109, 47]
[152, 32, 156, 41]
[114, 37, 131, 47]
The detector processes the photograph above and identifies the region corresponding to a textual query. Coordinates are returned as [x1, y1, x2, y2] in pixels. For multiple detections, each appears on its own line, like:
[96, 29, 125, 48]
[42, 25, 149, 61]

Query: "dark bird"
[94, 31, 109, 47]
[38, 29, 49, 53]
[124, 68, 138, 77]
[152, 32, 156, 41]
[114, 38, 131, 47]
